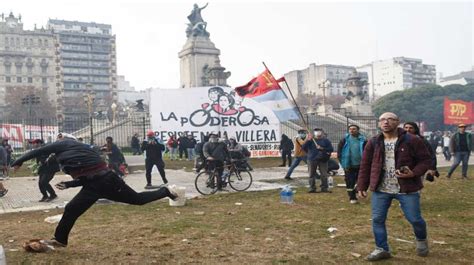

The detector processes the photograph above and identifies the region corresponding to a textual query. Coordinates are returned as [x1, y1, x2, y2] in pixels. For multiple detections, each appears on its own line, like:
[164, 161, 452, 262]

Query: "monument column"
[179, 3, 230, 88]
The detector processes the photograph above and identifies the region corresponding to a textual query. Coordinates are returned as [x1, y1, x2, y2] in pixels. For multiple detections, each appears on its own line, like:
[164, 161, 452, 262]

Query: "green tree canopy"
[372, 84, 474, 131]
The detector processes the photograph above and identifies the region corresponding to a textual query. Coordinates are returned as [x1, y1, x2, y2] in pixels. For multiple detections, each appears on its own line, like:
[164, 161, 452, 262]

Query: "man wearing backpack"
[203, 132, 230, 191]
[357, 112, 432, 261]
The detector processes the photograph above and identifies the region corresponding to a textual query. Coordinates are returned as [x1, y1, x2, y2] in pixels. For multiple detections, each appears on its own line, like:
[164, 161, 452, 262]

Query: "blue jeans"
[284, 156, 307, 178]
[447, 151, 470, 177]
[187, 148, 195, 161]
[371, 191, 427, 251]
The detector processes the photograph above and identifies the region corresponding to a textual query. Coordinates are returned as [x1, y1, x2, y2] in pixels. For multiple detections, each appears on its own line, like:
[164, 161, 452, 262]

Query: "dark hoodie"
[279, 134, 294, 152]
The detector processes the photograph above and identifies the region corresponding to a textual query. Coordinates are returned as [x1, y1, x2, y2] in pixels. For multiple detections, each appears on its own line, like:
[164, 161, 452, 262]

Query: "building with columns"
[0, 12, 58, 118]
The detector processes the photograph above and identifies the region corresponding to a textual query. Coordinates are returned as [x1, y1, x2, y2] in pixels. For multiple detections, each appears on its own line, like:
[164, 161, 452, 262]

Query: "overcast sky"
[6, 0, 473, 89]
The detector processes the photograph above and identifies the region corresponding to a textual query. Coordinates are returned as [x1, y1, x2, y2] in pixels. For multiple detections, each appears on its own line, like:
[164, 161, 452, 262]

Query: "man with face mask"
[284, 130, 308, 180]
[203, 132, 230, 191]
[142, 130, 167, 189]
[302, 128, 334, 193]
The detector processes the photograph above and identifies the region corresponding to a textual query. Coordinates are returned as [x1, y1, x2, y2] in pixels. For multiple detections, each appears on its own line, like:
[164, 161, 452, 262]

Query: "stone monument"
[340, 70, 373, 115]
[179, 3, 231, 88]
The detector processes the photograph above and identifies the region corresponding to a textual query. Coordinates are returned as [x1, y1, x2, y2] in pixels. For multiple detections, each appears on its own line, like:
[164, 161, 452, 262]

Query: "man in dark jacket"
[203, 132, 230, 191]
[11, 138, 178, 248]
[447, 124, 472, 179]
[101, 137, 126, 178]
[178, 135, 189, 160]
[32, 139, 60, 202]
[279, 134, 294, 167]
[186, 134, 197, 161]
[357, 112, 431, 261]
[404, 122, 438, 181]
[142, 131, 168, 189]
[302, 128, 334, 193]
[131, 133, 142, 155]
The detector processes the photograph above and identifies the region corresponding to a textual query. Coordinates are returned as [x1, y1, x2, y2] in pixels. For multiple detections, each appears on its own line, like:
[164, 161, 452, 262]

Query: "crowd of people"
[277, 113, 471, 260]
[0, 114, 471, 261]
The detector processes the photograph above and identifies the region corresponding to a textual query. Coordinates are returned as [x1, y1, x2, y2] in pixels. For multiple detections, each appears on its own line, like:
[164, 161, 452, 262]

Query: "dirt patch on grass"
[1, 168, 473, 264]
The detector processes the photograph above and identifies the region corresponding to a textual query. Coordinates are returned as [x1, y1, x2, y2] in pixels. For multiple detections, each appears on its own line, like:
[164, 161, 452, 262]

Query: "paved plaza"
[0, 154, 472, 214]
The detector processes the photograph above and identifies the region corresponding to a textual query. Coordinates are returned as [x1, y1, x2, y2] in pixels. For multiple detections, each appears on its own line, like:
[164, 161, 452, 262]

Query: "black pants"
[179, 148, 188, 159]
[281, 150, 292, 166]
[443, 147, 451, 161]
[38, 171, 56, 198]
[54, 171, 172, 245]
[207, 160, 224, 189]
[145, 159, 167, 185]
[344, 168, 359, 200]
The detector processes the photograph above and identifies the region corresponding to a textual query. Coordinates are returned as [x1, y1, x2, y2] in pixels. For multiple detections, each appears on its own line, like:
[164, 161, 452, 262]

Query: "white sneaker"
[350, 200, 359, 204]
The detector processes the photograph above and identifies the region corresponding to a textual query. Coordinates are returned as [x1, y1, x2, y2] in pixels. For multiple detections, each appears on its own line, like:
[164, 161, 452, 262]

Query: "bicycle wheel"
[195, 171, 218, 195]
[228, 169, 253, 191]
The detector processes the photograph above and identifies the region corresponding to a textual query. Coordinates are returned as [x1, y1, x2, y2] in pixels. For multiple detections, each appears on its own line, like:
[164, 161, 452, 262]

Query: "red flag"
[444, 97, 474, 125]
[235, 69, 286, 98]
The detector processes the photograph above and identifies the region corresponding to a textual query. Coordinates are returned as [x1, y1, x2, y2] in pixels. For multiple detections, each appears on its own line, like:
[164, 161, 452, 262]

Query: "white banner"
[149, 86, 282, 157]
[0, 124, 59, 148]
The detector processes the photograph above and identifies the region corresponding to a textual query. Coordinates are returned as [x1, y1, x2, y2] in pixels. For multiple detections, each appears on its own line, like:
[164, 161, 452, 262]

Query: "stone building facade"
[47, 19, 118, 129]
[283, 63, 359, 99]
[0, 12, 58, 118]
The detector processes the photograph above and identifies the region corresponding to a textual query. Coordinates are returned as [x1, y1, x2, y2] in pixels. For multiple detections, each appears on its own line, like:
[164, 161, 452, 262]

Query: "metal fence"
[0, 114, 150, 152]
[281, 113, 378, 145]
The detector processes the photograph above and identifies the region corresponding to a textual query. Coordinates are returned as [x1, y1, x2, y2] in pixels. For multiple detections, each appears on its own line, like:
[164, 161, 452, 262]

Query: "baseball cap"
[458, 124, 467, 128]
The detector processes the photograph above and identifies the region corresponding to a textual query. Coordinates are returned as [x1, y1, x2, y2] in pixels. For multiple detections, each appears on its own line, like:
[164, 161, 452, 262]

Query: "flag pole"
[262, 61, 309, 130]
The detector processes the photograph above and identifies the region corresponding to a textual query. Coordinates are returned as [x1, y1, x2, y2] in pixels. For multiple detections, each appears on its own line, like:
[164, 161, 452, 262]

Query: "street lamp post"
[83, 84, 95, 145]
[111, 102, 117, 123]
[21, 94, 40, 140]
[318, 80, 331, 107]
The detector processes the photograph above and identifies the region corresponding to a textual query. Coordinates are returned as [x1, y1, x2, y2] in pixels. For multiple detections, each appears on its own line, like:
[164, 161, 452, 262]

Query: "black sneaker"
[320, 189, 332, 193]
[284, 176, 293, 181]
[167, 187, 179, 201]
[366, 247, 392, 261]
[0, 189, 8, 197]
[46, 195, 58, 202]
[308, 190, 318, 193]
[144, 184, 153, 189]
[39, 196, 49, 202]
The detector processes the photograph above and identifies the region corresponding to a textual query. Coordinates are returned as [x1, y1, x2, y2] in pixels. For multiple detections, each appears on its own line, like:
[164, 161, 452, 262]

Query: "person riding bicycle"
[228, 137, 252, 171]
[202, 132, 230, 191]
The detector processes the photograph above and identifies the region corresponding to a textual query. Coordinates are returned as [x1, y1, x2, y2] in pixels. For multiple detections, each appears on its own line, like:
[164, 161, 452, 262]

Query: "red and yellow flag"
[235, 69, 285, 98]
[444, 97, 474, 125]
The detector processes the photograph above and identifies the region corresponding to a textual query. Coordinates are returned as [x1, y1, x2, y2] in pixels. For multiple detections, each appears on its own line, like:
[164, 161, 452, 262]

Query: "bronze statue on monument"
[186, 3, 210, 37]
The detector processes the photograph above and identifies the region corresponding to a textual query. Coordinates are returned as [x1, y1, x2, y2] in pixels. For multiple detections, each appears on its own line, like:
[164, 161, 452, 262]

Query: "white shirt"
[378, 138, 400, 194]
[443, 136, 450, 148]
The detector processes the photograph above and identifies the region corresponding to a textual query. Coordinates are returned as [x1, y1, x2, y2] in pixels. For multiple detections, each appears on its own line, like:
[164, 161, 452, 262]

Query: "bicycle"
[194, 159, 253, 195]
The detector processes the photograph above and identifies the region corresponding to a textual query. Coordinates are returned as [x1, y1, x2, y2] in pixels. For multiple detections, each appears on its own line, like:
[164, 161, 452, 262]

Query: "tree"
[372, 84, 474, 131]
[3, 86, 57, 122]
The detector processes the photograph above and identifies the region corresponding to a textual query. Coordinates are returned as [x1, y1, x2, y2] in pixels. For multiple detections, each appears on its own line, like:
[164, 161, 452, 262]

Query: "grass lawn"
[1, 167, 473, 264]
